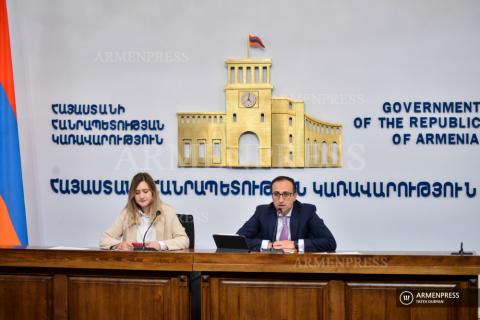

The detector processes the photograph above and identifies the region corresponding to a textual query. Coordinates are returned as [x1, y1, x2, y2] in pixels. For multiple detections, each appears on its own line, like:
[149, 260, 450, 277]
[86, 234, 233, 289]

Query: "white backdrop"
[8, 0, 480, 251]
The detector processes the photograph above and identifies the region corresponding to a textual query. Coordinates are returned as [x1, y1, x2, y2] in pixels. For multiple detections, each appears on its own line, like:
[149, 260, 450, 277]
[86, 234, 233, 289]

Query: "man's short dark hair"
[271, 176, 296, 193]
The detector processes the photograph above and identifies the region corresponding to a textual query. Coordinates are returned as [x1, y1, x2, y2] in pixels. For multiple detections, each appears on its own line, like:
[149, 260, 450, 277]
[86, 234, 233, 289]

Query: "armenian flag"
[249, 35, 265, 49]
[0, 0, 28, 246]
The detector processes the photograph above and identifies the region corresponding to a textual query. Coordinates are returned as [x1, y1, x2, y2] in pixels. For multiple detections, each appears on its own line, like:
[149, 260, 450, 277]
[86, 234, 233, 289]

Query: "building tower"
[224, 59, 272, 167]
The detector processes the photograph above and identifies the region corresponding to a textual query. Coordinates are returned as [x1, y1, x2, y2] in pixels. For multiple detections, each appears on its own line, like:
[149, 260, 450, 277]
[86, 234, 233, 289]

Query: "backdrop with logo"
[8, 0, 480, 251]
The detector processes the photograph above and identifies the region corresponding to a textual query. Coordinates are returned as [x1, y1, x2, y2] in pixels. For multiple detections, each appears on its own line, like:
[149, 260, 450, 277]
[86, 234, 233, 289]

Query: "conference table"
[0, 247, 478, 320]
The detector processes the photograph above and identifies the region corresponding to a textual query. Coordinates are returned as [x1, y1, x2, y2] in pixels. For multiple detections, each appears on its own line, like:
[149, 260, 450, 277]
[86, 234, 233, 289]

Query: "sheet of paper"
[49, 246, 90, 250]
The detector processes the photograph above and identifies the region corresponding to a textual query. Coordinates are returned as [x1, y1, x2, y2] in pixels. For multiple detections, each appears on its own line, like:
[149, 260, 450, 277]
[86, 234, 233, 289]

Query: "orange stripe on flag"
[0, 195, 20, 246]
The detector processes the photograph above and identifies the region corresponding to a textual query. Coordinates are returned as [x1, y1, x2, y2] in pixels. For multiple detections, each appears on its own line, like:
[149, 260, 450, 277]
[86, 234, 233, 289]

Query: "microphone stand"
[135, 210, 161, 251]
[262, 210, 284, 254]
[451, 242, 474, 255]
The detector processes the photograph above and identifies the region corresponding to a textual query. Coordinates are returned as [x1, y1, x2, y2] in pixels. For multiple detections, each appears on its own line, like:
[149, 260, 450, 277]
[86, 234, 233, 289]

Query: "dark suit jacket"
[237, 200, 336, 252]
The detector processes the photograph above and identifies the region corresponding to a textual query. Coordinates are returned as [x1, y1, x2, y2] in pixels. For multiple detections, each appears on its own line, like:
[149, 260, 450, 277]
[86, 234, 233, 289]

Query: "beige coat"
[99, 204, 189, 250]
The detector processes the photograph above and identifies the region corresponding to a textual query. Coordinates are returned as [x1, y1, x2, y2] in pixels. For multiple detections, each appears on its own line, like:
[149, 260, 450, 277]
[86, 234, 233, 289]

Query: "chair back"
[176, 214, 194, 249]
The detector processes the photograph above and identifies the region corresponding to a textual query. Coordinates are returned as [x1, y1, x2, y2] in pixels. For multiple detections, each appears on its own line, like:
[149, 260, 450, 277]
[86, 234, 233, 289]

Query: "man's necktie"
[279, 216, 289, 241]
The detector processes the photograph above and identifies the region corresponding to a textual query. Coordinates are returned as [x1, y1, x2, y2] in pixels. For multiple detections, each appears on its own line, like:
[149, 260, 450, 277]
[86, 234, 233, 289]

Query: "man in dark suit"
[237, 176, 336, 252]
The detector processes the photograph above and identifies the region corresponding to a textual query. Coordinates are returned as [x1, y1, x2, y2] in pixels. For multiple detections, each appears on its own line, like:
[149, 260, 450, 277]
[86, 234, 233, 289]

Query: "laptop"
[213, 234, 250, 252]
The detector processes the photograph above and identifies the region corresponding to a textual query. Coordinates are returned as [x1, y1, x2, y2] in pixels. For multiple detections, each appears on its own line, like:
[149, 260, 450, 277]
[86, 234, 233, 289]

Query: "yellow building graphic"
[177, 58, 342, 168]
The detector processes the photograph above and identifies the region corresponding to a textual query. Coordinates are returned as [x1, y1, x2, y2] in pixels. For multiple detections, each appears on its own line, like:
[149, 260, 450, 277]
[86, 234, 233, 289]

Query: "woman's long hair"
[124, 172, 162, 226]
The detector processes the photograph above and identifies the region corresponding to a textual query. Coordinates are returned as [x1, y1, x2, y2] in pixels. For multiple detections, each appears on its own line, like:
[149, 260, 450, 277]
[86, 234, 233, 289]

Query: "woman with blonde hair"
[100, 172, 189, 251]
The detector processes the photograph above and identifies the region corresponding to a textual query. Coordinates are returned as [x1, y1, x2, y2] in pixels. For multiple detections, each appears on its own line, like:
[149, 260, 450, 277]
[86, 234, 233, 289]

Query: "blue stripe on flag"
[0, 85, 28, 245]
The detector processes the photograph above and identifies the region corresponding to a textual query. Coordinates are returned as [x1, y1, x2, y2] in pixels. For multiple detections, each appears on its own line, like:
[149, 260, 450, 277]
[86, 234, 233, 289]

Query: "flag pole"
[247, 34, 250, 58]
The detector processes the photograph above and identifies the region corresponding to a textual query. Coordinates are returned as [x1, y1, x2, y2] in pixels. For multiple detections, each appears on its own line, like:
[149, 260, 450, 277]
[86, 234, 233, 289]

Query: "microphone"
[138, 210, 160, 251]
[266, 210, 283, 253]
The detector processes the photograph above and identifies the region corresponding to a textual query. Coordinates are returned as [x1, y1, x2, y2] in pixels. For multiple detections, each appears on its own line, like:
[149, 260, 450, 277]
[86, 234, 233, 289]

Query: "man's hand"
[273, 240, 295, 251]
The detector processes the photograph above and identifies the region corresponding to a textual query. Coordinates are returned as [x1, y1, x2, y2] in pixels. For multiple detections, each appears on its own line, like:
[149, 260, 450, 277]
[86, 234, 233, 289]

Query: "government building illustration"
[177, 58, 342, 168]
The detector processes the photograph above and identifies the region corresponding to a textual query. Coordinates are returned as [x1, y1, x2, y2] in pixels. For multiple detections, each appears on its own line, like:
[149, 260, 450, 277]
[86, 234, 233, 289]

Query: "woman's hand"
[144, 241, 161, 251]
[116, 241, 134, 251]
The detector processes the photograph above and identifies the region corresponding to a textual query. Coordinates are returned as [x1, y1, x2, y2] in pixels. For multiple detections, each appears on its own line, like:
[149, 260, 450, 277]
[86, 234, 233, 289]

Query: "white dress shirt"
[136, 211, 167, 250]
[261, 209, 305, 252]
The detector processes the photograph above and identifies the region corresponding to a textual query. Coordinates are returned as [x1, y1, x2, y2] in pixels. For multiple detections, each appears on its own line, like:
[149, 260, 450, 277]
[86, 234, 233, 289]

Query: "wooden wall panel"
[203, 277, 328, 320]
[346, 282, 461, 320]
[67, 275, 189, 320]
[171, 275, 191, 320]
[0, 274, 52, 320]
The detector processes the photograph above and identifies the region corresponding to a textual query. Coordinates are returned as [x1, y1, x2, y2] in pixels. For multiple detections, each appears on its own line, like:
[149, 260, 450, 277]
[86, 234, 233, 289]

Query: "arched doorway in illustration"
[238, 132, 259, 166]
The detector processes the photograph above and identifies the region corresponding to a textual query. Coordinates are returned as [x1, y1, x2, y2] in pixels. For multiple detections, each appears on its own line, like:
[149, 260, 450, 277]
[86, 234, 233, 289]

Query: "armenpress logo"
[399, 291, 414, 306]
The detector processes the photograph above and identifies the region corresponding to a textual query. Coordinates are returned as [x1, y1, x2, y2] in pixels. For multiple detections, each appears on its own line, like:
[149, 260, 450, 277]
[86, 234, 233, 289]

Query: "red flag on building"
[249, 35, 265, 49]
